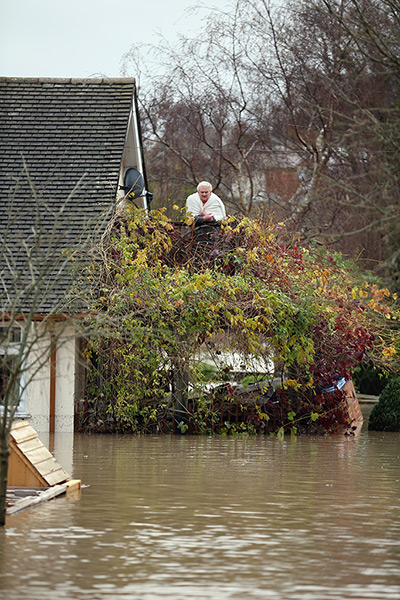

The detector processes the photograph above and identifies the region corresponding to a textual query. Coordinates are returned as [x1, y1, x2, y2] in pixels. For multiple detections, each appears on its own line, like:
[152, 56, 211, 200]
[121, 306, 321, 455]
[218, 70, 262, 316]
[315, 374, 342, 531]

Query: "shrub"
[368, 377, 400, 432]
[79, 208, 400, 435]
[353, 362, 393, 395]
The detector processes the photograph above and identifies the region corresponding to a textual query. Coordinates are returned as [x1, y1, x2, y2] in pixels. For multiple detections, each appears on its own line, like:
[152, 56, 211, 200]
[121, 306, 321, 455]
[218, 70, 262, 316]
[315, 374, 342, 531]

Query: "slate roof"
[0, 77, 136, 313]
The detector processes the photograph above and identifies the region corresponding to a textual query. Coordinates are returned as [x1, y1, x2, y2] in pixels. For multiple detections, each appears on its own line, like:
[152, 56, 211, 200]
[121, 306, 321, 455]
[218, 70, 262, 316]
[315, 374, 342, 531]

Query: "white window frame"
[0, 328, 29, 417]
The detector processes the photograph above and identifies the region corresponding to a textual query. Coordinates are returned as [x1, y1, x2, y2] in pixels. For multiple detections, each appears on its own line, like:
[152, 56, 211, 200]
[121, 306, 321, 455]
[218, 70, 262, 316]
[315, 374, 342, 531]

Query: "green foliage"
[80, 207, 400, 435]
[195, 362, 218, 382]
[177, 421, 189, 434]
[368, 377, 400, 432]
[353, 362, 393, 395]
[241, 374, 265, 389]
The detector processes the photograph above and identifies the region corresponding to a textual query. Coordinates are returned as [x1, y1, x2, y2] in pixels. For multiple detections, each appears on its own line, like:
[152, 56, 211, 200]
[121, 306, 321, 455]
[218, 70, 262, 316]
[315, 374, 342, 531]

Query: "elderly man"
[185, 181, 226, 225]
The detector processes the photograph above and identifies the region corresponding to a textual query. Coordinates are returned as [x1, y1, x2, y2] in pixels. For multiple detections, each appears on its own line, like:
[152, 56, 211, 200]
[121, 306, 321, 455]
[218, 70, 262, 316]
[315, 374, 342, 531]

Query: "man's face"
[198, 187, 211, 204]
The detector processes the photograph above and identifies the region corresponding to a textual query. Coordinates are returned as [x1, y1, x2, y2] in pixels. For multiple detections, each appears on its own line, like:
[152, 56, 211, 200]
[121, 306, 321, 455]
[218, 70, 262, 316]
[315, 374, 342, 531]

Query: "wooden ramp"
[6, 421, 81, 516]
[8, 421, 70, 487]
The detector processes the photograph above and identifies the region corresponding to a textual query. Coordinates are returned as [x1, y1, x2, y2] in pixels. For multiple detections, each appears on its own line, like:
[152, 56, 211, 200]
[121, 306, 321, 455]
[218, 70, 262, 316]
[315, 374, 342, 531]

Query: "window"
[0, 327, 28, 416]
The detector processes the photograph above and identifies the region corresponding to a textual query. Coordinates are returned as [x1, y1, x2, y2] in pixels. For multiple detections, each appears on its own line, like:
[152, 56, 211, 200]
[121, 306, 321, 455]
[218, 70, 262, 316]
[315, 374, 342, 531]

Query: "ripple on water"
[1, 432, 400, 600]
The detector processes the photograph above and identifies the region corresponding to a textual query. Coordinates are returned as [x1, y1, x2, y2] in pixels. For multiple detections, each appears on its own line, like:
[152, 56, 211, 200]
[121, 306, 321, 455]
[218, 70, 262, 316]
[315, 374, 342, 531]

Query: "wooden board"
[6, 484, 68, 515]
[342, 379, 363, 425]
[6, 480, 82, 516]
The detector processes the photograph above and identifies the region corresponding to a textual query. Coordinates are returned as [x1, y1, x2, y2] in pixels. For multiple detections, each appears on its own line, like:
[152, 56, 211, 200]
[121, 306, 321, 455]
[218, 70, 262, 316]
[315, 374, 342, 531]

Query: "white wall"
[25, 331, 50, 432]
[25, 322, 77, 433]
[55, 324, 76, 433]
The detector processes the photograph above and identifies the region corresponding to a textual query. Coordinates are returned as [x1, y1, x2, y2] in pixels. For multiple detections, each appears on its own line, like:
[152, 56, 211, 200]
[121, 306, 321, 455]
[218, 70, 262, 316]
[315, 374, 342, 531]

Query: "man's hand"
[199, 209, 214, 222]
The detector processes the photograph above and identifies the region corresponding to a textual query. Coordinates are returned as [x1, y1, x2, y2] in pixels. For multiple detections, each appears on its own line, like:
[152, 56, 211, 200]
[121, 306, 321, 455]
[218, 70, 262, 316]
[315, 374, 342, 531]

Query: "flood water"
[1, 406, 400, 600]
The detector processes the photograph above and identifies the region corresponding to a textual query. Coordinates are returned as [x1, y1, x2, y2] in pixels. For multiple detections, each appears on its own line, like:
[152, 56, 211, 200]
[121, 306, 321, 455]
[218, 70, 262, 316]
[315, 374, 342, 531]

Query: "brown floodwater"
[1, 406, 399, 600]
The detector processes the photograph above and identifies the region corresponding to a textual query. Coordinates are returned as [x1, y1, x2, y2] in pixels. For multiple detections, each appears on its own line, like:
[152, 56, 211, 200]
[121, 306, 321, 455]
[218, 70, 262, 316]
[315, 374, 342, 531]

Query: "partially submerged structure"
[6, 420, 80, 515]
[0, 77, 148, 433]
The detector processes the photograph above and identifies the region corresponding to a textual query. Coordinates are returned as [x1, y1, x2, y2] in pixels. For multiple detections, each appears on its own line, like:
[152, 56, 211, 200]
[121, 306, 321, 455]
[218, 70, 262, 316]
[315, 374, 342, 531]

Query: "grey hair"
[197, 181, 212, 192]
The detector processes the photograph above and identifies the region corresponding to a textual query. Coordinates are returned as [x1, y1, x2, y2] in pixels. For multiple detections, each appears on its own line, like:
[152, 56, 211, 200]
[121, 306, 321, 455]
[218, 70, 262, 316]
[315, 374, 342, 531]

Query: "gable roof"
[0, 77, 137, 313]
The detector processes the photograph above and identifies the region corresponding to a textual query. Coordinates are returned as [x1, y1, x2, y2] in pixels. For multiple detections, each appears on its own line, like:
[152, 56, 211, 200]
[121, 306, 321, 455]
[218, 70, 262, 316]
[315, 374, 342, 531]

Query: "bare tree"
[122, 5, 275, 216]
[317, 0, 400, 282]
[122, 0, 400, 286]
[0, 165, 112, 526]
[215, 0, 400, 279]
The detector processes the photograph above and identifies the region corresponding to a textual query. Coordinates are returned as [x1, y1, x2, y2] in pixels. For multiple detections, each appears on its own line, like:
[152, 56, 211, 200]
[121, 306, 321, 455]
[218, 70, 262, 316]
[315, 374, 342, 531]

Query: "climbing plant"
[78, 207, 399, 435]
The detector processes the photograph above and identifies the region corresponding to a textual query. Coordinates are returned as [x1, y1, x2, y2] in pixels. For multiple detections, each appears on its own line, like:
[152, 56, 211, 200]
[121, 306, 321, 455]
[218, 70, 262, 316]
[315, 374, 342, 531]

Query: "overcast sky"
[0, 0, 230, 78]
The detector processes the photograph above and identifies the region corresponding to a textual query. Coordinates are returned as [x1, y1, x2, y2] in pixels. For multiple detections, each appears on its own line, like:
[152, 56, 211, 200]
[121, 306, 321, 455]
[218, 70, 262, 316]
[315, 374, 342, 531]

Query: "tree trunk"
[0, 424, 10, 527]
[173, 360, 189, 424]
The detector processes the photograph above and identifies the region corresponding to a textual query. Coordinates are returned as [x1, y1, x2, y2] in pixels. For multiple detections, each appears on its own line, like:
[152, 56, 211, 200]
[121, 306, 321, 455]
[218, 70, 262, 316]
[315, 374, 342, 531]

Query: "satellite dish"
[123, 168, 145, 198]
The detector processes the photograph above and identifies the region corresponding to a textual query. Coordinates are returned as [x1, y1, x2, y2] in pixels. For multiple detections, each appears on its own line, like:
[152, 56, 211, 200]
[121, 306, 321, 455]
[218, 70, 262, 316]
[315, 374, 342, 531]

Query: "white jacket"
[185, 192, 226, 222]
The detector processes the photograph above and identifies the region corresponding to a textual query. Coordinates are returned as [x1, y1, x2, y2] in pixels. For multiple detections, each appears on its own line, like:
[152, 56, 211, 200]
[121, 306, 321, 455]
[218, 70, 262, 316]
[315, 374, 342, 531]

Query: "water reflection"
[1, 412, 400, 600]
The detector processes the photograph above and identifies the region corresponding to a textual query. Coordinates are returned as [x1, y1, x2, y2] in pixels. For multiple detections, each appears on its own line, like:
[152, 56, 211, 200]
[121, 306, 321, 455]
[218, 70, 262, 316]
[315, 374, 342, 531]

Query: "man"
[185, 181, 226, 225]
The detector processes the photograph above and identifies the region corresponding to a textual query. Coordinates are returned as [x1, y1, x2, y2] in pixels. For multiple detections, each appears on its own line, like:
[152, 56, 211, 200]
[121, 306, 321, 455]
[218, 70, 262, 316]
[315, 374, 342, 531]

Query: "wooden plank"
[6, 494, 38, 513]
[6, 480, 82, 514]
[44, 469, 69, 487]
[17, 438, 43, 453]
[6, 484, 68, 516]
[7, 487, 45, 499]
[24, 446, 54, 466]
[10, 423, 38, 444]
[10, 420, 36, 436]
[65, 479, 81, 492]
[7, 486, 46, 491]
[10, 431, 37, 444]
[10, 421, 29, 431]
[31, 456, 64, 477]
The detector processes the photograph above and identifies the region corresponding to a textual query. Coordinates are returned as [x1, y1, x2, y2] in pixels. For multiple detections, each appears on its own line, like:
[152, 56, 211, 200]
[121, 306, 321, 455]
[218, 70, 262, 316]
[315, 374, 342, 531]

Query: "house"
[0, 77, 148, 433]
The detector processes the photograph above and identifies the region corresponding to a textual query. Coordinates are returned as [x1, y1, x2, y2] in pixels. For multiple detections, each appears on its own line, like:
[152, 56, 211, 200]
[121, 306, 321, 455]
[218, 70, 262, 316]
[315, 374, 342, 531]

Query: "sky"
[0, 0, 230, 78]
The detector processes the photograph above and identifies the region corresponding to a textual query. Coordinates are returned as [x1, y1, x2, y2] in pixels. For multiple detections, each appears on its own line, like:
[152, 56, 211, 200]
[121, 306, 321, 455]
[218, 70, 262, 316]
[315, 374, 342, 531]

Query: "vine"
[77, 207, 399, 435]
